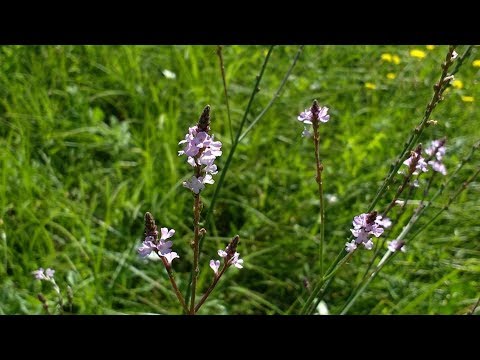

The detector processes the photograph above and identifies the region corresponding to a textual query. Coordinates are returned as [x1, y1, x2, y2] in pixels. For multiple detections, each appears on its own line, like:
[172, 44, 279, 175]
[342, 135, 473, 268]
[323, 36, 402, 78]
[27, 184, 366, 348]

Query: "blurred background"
[0, 45, 478, 314]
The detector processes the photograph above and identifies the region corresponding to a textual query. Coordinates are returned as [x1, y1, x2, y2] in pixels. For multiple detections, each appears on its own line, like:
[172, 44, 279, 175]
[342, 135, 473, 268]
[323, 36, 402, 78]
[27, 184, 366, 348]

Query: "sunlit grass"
[0, 45, 478, 314]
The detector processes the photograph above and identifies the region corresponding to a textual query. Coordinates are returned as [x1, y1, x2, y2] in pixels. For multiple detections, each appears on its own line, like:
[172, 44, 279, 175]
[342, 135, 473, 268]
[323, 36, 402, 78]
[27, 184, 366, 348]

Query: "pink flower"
[32, 268, 45, 280]
[231, 252, 244, 269]
[179, 117, 223, 194]
[160, 228, 175, 240]
[388, 240, 406, 253]
[349, 211, 388, 251]
[210, 260, 221, 275]
[345, 240, 357, 253]
[32, 267, 55, 281]
[138, 240, 156, 257]
[163, 252, 179, 265]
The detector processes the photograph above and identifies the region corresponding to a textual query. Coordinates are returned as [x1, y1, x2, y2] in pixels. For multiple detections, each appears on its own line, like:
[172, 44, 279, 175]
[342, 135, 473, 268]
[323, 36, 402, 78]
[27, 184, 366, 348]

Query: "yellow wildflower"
[365, 82, 377, 90]
[461, 96, 474, 103]
[386, 73, 396, 80]
[426, 45, 435, 50]
[452, 80, 463, 89]
[410, 49, 427, 59]
[381, 53, 392, 62]
[392, 55, 401, 65]
[473, 60, 480, 68]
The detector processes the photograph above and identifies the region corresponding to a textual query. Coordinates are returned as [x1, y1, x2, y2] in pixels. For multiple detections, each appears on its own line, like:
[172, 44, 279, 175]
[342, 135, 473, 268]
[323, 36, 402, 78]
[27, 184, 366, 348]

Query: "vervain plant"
[28, 45, 477, 315]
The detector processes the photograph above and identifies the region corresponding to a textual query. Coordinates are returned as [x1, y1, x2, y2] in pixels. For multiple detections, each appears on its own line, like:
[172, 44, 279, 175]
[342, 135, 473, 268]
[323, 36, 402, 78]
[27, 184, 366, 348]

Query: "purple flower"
[426, 139, 447, 175]
[160, 228, 175, 240]
[297, 100, 330, 136]
[183, 176, 205, 194]
[231, 252, 244, 269]
[32, 268, 45, 280]
[210, 260, 220, 275]
[138, 240, 156, 257]
[201, 174, 215, 185]
[429, 161, 447, 175]
[163, 252, 179, 265]
[216, 248, 244, 269]
[297, 106, 330, 125]
[388, 240, 406, 253]
[218, 249, 228, 258]
[364, 240, 374, 250]
[425, 139, 446, 161]
[45, 268, 55, 278]
[204, 163, 218, 175]
[157, 240, 173, 255]
[138, 226, 176, 258]
[345, 240, 357, 253]
[33, 267, 55, 281]
[178, 126, 210, 157]
[375, 215, 392, 229]
[301, 128, 312, 138]
[349, 211, 388, 250]
[403, 152, 428, 175]
[179, 116, 223, 194]
[351, 228, 370, 244]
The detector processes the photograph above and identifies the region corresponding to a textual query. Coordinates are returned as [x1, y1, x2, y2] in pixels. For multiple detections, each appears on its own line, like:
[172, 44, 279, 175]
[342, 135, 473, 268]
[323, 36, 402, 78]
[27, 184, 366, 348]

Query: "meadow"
[0, 45, 479, 314]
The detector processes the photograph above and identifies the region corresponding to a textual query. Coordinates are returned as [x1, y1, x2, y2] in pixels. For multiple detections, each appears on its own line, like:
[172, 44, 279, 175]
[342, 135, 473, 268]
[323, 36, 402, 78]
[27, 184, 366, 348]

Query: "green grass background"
[0, 45, 479, 314]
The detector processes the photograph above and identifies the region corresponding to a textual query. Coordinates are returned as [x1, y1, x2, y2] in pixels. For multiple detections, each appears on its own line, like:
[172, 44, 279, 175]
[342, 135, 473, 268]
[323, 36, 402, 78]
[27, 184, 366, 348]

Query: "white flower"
[345, 240, 357, 253]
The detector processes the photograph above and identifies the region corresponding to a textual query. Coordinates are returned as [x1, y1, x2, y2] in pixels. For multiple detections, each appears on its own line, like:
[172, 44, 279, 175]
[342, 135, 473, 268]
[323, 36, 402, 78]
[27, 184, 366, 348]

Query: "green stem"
[189, 193, 201, 314]
[312, 120, 325, 278]
[184, 46, 275, 304]
[300, 249, 348, 314]
[340, 251, 395, 315]
[216, 45, 234, 143]
[409, 166, 480, 242]
[204, 45, 274, 231]
[160, 255, 189, 314]
[195, 263, 229, 313]
[450, 45, 474, 76]
[238, 45, 304, 142]
[366, 46, 457, 213]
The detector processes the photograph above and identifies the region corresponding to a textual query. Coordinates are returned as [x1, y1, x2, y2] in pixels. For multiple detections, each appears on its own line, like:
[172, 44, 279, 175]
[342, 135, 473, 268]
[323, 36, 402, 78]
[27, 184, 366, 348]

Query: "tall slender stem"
[216, 45, 234, 143]
[189, 193, 201, 314]
[239, 45, 304, 142]
[366, 46, 457, 213]
[409, 166, 480, 242]
[160, 256, 189, 313]
[340, 251, 394, 315]
[204, 46, 274, 233]
[312, 121, 325, 278]
[184, 47, 275, 304]
[195, 264, 229, 313]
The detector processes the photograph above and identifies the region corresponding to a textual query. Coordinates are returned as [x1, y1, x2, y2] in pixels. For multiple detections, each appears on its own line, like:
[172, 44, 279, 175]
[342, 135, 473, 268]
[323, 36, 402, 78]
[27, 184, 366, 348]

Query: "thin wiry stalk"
[468, 295, 480, 315]
[238, 45, 304, 142]
[216, 45, 234, 143]
[367, 46, 457, 213]
[184, 46, 275, 304]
